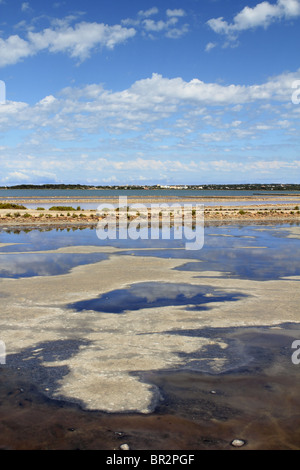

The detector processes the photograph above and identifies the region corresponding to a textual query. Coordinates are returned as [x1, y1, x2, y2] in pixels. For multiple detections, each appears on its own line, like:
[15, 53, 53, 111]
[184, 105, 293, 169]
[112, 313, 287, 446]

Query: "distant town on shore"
[0, 183, 300, 191]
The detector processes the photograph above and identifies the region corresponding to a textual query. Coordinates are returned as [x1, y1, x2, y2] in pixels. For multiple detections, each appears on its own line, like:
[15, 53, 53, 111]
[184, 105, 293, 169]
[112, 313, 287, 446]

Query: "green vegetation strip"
[49, 206, 77, 211]
[0, 203, 27, 210]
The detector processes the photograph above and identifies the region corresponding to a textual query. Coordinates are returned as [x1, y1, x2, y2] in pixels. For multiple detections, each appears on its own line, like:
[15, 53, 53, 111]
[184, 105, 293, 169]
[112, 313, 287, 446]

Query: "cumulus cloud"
[28, 21, 136, 60]
[0, 7, 190, 67]
[0, 70, 299, 184]
[126, 71, 300, 106]
[0, 35, 33, 67]
[0, 17, 136, 67]
[143, 16, 179, 32]
[207, 0, 300, 40]
[122, 8, 188, 39]
[0, 70, 299, 140]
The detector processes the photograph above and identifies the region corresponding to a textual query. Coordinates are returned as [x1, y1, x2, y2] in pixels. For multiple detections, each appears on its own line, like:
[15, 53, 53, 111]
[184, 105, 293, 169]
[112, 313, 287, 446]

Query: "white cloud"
[97, 157, 198, 173]
[166, 9, 186, 17]
[126, 70, 300, 107]
[0, 70, 299, 185]
[142, 18, 175, 32]
[21, 2, 30, 12]
[0, 18, 136, 67]
[205, 42, 217, 52]
[165, 24, 189, 38]
[122, 8, 189, 39]
[141, 16, 189, 38]
[208, 0, 300, 40]
[0, 7, 191, 68]
[0, 35, 33, 67]
[3, 152, 300, 185]
[0, 70, 299, 144]
[4, 169, 58, 183]
[138, 7, 159, 18]
[28, 21, 136, 60]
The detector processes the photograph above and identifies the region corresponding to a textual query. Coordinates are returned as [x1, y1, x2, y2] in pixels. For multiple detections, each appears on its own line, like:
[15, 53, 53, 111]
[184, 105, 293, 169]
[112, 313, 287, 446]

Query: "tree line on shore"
[1, 184, 300, 191]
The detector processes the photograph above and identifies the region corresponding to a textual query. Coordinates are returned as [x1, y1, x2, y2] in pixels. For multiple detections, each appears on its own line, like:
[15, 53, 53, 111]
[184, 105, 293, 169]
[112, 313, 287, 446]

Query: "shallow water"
[0, 221, 300, 449]
[1, 323, 300, 450]
[68, 282, 246, 314]
[0, 252, 108, 278]
[1, 223, 300, 281]
[1, 188, 300, 199]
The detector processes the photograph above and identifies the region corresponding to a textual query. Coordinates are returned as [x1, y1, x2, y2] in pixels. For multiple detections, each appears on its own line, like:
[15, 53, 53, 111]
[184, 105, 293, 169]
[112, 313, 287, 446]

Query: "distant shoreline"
[1, 184, 300, 191]
[1, 194, 300, 204]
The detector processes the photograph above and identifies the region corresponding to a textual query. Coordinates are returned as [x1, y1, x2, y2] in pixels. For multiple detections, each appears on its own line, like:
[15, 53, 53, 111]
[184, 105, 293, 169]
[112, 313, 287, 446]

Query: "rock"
[231, 439, 246, 447]
[120, 443, 130, 450]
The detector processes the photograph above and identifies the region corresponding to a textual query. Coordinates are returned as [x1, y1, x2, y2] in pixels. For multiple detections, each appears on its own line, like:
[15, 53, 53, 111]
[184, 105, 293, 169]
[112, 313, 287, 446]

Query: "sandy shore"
[1, 199, 300, 450]
[0, 198, 300, 225]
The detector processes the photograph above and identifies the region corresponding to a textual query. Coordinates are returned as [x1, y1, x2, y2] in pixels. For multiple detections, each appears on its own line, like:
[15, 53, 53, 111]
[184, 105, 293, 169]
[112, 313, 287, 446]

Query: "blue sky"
[0, 0, 300, 185]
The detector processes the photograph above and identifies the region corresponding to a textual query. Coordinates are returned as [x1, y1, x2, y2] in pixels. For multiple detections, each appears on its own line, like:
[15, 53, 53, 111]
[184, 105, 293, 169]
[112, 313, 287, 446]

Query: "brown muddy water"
[1, 324, 300, 450]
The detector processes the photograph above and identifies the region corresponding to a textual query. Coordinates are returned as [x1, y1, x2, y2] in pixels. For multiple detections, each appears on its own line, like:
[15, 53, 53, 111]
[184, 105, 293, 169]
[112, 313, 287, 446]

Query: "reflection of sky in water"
[120, 225, 300, 281]
[0, 252, 108, 278]
[0, 226, 98, 253]
[0, 223, 299, 281]
[174, 247, 300, 281]
[68, 282, 246, 314]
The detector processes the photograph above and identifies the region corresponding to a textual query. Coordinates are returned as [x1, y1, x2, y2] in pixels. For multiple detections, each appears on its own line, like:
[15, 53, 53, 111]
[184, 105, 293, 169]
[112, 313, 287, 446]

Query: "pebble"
[120, 443, 130, 450]
[231, 439, 246, 447]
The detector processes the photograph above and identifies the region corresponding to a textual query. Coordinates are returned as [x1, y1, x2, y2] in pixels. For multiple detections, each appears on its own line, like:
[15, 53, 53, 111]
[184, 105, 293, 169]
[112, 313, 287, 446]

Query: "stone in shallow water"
[120, 443, 130, 450]
[231, 439, 246, 447]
